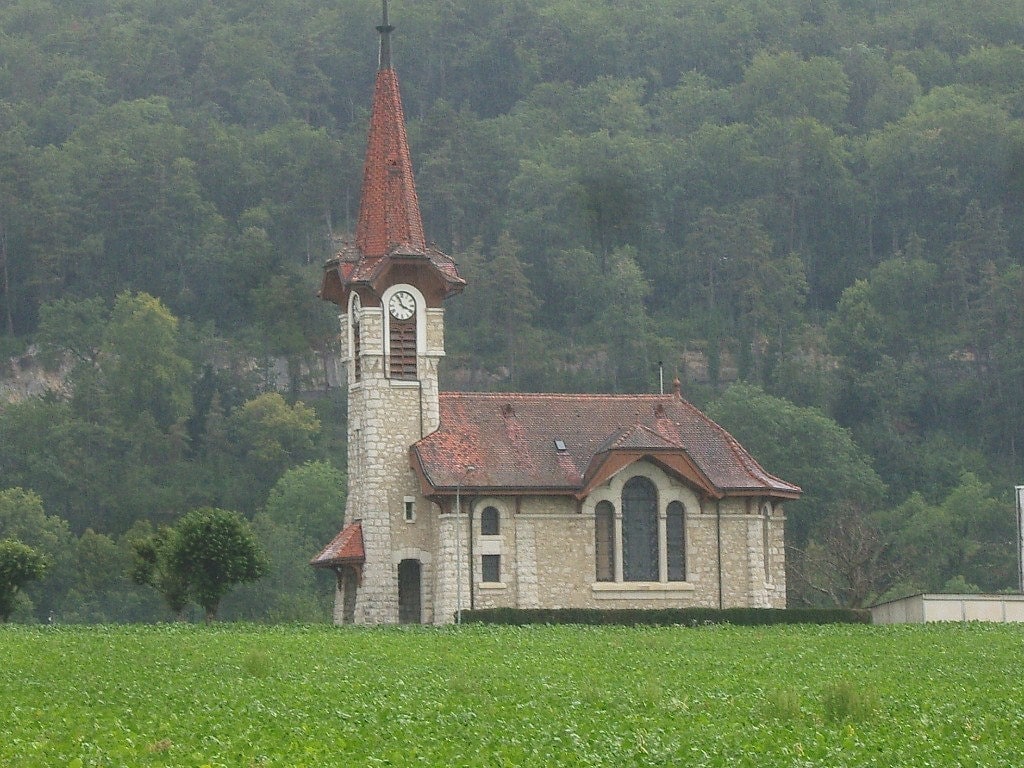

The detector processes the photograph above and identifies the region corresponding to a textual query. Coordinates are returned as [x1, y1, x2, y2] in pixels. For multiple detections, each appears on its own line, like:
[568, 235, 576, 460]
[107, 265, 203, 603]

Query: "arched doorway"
[339, 566, 358, 624]
[397, 559, 422, 624]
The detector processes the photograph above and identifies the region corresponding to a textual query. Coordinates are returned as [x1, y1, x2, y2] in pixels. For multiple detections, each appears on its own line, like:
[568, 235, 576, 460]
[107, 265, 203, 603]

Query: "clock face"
[388, 290, 416, 320]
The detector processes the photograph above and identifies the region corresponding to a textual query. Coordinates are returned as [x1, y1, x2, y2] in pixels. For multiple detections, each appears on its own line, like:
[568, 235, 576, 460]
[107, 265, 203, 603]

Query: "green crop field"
[1, 623, 1023, 767]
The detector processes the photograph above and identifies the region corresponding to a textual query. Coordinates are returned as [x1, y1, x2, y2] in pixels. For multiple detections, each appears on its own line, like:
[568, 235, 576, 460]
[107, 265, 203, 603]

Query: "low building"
[871, 593, 1024, 624]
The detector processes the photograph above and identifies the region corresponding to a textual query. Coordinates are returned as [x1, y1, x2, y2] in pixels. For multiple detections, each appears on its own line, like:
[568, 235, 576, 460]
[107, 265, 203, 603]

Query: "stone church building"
[311, 5, 801, 625]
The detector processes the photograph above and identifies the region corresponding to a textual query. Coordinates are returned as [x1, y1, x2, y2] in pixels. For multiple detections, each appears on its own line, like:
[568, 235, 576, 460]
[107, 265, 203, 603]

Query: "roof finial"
[377, 0, 395, 70]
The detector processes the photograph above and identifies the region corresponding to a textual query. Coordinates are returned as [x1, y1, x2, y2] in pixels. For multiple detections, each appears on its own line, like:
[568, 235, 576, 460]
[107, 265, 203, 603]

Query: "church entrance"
[397, 559, 422, 624]
[339, 566, 358, 624]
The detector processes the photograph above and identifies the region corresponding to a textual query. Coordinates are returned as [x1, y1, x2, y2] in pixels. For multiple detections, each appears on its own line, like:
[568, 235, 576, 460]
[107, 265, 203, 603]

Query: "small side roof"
[310, 521, 365, 569]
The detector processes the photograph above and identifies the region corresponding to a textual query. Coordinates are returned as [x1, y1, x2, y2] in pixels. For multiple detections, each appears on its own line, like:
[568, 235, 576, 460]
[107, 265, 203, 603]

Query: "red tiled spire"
[354, 3, 426, 258]
[319, 2, 464, 306]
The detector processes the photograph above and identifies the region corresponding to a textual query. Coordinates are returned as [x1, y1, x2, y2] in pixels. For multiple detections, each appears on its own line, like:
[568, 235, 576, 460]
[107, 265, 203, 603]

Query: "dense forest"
[2, 0, 1023, 620]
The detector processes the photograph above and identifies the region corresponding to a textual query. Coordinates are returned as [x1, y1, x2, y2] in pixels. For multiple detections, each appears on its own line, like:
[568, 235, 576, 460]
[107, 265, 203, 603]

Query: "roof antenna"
[377, 0, 395, 70]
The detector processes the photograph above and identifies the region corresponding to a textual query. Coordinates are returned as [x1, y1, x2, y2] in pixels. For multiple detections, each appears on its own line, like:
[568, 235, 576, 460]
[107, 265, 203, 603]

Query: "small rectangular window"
[481, 554, 500, 583]
[404, 497, 415, 522]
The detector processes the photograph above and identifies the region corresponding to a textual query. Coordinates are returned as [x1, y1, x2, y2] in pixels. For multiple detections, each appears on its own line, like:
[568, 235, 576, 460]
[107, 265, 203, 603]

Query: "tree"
[0, 539, 48, 622]
[735, 51, 850, 128]
[472, 232, 539, 387]
[882, 474, 1016, 593]
[792, 504, 901, 608]
[103, 291, 193, 431]
[130, 525, 190, 620]
[226, 393, 321, 503]
[263, 460, 347, 547]
[706, 384, 887, 553]
[169, 507, 267, 622]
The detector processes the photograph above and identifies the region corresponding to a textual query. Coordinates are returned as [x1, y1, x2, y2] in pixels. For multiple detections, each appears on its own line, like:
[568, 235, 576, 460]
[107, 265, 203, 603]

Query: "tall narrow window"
[481, 506, 499, 536]
[622, 477, 658, 581]
[595, 501, 615, 582]
[351, 295, 362, 383]
[352, 315, 362, 382]
[762, 503, 772, 581]
[667, 501, 686, 581]
[389, 318, 417, 379]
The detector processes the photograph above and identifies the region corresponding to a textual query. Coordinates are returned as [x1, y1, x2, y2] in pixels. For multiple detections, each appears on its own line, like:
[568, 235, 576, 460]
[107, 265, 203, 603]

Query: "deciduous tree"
[0, 539, 48, 622]
[169, 507, 267, 623]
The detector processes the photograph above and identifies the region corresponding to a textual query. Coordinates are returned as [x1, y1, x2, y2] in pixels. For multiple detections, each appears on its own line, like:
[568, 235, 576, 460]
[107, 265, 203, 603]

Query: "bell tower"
[317, 0, 464, 624]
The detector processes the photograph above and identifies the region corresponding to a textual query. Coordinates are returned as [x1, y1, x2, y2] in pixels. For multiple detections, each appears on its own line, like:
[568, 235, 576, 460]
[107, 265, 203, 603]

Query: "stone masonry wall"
[424, 474, 789, 621]
[338, 297, 448, 625]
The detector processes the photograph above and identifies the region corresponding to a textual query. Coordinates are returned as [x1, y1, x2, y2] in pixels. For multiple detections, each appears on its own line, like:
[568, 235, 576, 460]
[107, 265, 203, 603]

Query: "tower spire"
[377, 0, 394, 70]
[355, 0, 425, 257]
[319, 0, 464, 305]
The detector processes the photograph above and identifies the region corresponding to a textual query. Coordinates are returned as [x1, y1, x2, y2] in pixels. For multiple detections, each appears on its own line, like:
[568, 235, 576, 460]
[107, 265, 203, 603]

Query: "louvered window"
[667, 501, 686, 581]
[595, 501, 615, 582]
[389, 318, 417, 379]
[622, 477, 658, 582]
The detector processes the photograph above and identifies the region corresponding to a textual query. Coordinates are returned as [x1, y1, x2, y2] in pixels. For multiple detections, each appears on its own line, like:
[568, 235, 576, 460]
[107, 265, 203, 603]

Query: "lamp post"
[455, 465, 476, 625]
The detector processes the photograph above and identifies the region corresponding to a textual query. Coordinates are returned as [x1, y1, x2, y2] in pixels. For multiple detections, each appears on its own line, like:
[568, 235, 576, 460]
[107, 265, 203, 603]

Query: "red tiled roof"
[328, 240, 464, 291]
[355, 67, 423, 257]
[310, 521, 365, 568]
[411, 392, 801, 500]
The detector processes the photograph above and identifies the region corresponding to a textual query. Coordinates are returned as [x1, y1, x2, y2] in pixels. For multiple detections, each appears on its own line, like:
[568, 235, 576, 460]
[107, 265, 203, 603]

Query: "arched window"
[622, 477, 658, 581]
[350, 295, 362, 383]
[352, 315, 362, 382]
[666, 501, 686, 581]
[481, 506, 499, 536]
[594, 501, 615, 582]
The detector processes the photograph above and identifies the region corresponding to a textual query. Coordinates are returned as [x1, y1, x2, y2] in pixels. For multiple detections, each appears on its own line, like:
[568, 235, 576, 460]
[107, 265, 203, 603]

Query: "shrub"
[460, 607, 871, 626]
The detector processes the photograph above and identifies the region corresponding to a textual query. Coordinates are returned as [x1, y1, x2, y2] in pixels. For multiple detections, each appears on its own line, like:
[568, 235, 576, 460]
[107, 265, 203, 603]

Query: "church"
[311, 3, 801, 625]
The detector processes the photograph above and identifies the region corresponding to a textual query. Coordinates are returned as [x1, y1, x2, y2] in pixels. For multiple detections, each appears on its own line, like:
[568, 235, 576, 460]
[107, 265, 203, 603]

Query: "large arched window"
[594, 501, 615, 582]
[622, 477, 658, 582]
[666, 501, 686, 582]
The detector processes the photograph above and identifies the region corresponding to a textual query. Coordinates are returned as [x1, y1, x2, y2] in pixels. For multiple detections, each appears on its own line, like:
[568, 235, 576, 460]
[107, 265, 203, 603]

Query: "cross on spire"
[377, 0, 394, 70]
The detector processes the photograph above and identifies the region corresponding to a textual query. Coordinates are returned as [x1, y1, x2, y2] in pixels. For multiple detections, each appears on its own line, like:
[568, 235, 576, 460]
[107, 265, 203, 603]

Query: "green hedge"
[459, 607, 872, 626]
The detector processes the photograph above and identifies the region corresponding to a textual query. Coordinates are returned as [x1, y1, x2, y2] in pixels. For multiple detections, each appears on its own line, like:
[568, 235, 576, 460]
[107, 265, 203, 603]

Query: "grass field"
[2, 622, 1023, 767]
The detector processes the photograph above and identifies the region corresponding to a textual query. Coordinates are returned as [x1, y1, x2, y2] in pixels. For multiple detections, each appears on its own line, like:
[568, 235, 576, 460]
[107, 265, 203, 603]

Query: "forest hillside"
[2, 0, 1023, 619]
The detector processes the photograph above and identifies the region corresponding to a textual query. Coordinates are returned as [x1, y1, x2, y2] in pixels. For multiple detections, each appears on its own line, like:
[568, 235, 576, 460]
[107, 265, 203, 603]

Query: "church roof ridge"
[414, 391, 802, 498]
